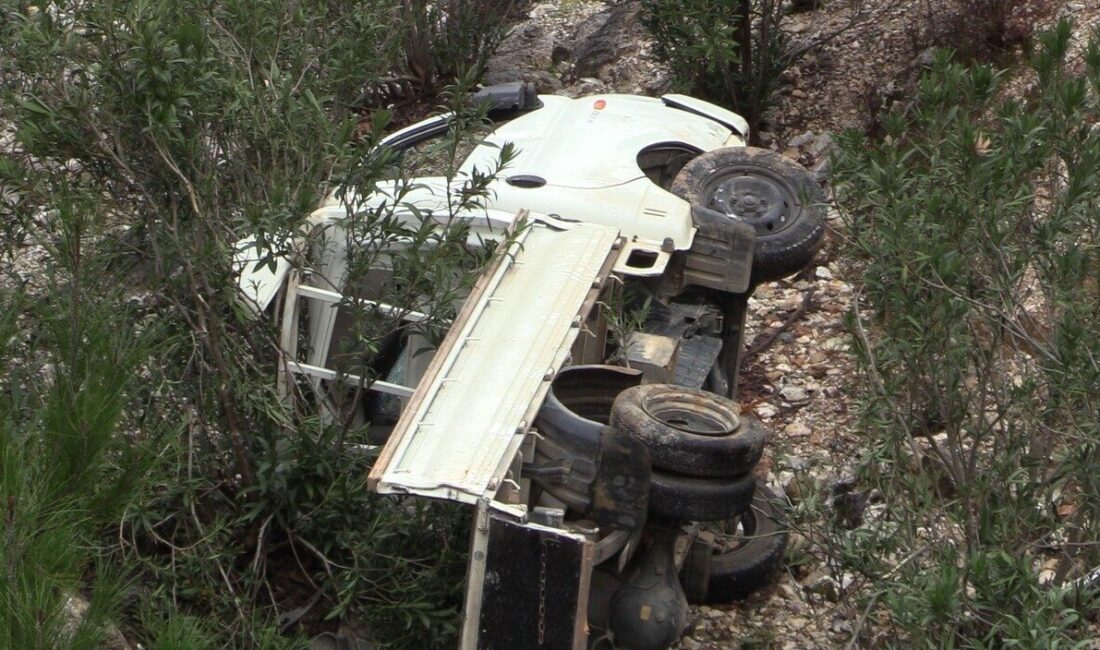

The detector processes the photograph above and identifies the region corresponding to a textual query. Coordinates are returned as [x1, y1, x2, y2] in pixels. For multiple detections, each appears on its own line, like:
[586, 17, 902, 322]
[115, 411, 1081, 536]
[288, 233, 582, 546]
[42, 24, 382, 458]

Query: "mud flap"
[589, 426, 651, 534]
[467, 508, 594, 650]
[683, 205, 755, 294]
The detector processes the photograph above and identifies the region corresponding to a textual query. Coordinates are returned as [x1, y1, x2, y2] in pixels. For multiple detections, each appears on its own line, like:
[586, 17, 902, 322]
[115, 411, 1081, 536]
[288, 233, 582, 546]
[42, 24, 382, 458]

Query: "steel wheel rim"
[702, 166, 798, 237]
[641, 392, 738, 436]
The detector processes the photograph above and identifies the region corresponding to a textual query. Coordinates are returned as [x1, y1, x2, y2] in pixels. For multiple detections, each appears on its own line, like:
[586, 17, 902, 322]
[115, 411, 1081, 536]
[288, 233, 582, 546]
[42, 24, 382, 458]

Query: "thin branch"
[744, 287, 816, 360]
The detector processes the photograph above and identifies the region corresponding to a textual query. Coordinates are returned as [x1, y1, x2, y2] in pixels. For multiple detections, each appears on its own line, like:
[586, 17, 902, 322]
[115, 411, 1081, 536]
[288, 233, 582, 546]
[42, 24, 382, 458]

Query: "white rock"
[755, 403, 778, 418]
[775, 581, 799, 600]
[841, 572, 855, 590]
[779, 385, 810, 403]
[802, 572, 840, 601]
[789, 131, 815, 148]
[784, 422, 811, 437]
[785, 455, 810, 471]
[830, 617, 853, 634]
[810, 132, 834, 157]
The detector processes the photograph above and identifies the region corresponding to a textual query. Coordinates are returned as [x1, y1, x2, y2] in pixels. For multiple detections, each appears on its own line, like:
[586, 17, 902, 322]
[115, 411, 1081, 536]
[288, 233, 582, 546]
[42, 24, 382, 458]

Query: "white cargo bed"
[368, 219, 621, 508]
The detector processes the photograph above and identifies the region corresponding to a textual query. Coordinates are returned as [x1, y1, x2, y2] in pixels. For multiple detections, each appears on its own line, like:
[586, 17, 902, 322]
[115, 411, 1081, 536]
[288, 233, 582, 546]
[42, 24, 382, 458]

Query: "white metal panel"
[461, 94, 733, 189]
[284, 361, 414, 399]
[373, 221, 620, 504]
[481, 177, 697, 251]
[294, 284, 433, 323]
[662, 94, 750, 139]
[233, 236, 291, 313]
[315, 187, 524, 245]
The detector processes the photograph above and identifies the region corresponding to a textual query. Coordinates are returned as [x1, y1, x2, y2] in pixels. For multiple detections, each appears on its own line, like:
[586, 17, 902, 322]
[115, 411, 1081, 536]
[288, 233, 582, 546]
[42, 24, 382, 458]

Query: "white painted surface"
[233, 237, 291, 313]
[374, 221, 620, 504]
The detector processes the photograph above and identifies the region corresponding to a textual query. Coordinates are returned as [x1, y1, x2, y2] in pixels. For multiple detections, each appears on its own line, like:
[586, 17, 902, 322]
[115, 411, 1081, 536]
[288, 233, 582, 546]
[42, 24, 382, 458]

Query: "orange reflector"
[593, 99, 606, 110]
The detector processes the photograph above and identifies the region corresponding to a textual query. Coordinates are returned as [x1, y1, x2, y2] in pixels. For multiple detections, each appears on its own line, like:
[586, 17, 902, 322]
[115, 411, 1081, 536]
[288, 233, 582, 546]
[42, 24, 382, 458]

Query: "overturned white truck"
[237, 84, 826, 649]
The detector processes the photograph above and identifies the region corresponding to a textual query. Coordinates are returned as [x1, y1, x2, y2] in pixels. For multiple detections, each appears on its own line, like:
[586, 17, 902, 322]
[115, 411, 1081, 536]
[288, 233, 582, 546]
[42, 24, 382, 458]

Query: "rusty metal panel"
[623, 332, 681, 383]
[474, 514, 593, 650]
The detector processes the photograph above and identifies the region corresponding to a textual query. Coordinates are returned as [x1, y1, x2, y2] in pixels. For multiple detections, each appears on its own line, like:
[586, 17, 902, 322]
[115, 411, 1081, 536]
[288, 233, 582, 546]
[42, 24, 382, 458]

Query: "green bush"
[0, 1, 511, 647]
[641, 0, 787, 139]
[914, 0, 1047, 64]
[0, 201, 159, 648]
[395, 0, 516, 99]
[834, 21, 1100, 646]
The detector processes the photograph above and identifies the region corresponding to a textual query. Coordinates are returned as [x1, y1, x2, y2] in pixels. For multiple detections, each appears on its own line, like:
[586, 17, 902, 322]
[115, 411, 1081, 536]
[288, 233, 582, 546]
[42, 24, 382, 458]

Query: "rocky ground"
[484, 1, 1100, 647]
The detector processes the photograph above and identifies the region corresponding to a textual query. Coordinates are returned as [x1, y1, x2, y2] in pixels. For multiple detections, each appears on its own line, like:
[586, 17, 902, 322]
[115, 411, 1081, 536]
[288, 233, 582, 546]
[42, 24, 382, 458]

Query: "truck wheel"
[648, 470, 756, 522]
[610, 384, 765, 477]
[700, 485, 789, 603]
[671, 147, 826, 282]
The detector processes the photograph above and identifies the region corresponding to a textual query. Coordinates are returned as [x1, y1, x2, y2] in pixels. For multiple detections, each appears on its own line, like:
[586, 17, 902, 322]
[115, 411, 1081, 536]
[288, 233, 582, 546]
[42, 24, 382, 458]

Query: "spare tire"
[671, 147, 826, 282]
[649, 470, 756, 522]
[610, 384, 765, 478]
[699, 485, 789, 603]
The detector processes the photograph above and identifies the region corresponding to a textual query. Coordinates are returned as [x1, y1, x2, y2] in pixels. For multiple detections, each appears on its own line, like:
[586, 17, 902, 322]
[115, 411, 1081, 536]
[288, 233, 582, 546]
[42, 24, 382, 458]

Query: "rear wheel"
[672, 147, 826, 282]
[698, 485, 789, 603]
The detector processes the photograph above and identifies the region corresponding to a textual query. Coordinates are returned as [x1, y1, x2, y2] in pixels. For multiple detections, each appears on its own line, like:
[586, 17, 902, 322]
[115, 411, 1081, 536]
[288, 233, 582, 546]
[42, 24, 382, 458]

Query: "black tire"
[610, 384, 765, 478]
[700, 485, 789, 603]
[532, 365, 643, 514]
[649, 469, 756, 522]
[671, 147, 826, 282]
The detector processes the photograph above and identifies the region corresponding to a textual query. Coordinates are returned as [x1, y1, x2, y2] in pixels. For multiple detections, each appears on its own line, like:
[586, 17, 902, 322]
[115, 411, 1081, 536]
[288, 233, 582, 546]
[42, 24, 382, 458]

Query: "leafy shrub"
[641, 0, 879, 140]
[914, 0, 1050, 63]
[834, 20, 1100, 646]
[0, 204, 159, 648]
[395, 0, 518, 100]
[0, 1, 511, 647]
[641, 0, 788, 139]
